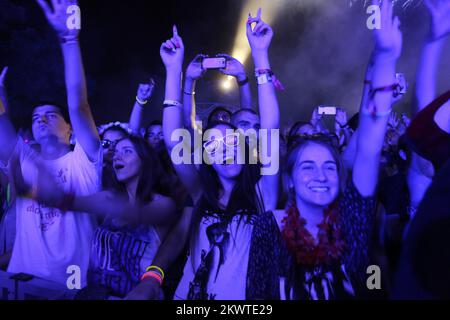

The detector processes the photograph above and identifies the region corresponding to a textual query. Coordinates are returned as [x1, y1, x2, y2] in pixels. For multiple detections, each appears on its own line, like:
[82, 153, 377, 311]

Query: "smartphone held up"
[202, 57, 227, 70]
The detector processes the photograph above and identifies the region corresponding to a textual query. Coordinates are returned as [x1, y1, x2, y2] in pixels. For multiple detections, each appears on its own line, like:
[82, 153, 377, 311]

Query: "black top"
[284, 179, 377, 300]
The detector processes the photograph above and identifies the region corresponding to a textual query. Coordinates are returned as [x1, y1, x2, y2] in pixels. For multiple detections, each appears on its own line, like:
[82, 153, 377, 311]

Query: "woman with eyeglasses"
[272, 0, 403, 300]
[25, 134, 178, 299]
[152, 10, 283, 300]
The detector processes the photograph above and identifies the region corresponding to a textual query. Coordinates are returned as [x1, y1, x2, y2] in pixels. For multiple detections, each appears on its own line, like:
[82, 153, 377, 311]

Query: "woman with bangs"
[273, 0, 403, 300]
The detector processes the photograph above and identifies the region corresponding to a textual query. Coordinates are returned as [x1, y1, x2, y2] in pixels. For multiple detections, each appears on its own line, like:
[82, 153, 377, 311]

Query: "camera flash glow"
[222, 79, 233, 91]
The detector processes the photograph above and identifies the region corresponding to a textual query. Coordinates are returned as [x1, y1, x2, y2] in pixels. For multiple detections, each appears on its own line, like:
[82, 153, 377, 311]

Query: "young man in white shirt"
[0, 0, 101, 287]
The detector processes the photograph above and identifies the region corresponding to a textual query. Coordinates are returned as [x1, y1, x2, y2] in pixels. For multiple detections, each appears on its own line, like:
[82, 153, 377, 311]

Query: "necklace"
[282, 202, 346, 268]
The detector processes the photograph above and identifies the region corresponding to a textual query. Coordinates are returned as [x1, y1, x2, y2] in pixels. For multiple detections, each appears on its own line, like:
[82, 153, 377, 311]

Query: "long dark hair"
[110, 135, 172, 204]
[197, 121, 264, 213]
[190, 122, 264, 269]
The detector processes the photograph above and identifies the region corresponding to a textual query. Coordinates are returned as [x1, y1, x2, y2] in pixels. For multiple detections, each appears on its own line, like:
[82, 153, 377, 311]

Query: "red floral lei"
[281, 202, 346, 268]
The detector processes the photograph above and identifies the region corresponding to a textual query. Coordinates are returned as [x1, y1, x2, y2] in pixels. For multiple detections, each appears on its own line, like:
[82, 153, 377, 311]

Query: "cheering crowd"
[0, 0, 449, 300]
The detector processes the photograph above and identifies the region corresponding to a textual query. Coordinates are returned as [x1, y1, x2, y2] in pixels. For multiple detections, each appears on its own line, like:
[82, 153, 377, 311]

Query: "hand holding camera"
[217, 54, 246, 82]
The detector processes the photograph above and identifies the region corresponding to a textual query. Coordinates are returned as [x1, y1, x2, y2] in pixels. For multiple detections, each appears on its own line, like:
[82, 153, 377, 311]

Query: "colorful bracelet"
[136, 96, 148, 106]
[141, 271, 163, 285]
[146, 265, 165, 280]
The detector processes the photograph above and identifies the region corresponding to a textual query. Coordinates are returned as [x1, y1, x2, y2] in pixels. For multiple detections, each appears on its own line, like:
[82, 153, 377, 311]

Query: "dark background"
[0, 0, 449, 131]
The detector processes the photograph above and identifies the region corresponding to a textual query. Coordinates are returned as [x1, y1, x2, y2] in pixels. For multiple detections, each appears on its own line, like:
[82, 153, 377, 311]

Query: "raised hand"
[246, 8, 274, 55]
[217, 54, 246, 81]
[36, 0, 80, 39]
[373, 0, 403, 59]
[310, 107, 323, 127]
[160, 25, 184, 71]
[424, 0, 450, 40]
[335, 107, 348, 127]
[388, 111, 400, 129]
[137, 78, 155, 102]
[186, 54, 207, 81]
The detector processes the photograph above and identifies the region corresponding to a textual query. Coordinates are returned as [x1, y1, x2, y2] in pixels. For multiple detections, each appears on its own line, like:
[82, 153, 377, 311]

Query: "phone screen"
[318, 106, 337, 116]
[202, 58, 227, 70]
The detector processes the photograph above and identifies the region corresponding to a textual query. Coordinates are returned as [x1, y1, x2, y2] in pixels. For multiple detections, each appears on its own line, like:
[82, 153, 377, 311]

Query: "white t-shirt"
[0, 138, 101, 287]
[174, 214, 254, 300]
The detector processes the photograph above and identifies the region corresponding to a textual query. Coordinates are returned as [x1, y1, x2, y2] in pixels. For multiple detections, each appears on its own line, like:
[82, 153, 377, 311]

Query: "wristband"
[163, 100, 182, 108]
[141, 271, 163, 285]
[254, 69, 285, 91]
[146, 265, 165, 280]
[183, 91, 195, 96]
[363, 84, 397, 118]
[361, 107, 391, 118]
[136, 96, 148, 106]
[339, 123, 349, 129]
[60, 35, 79, 45]
[237, 76, 249, 87]
[256, 73, 272, 85]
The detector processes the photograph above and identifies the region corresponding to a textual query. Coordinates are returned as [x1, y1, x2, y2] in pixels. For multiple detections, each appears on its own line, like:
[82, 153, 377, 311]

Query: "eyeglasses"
[203, 133, 240, 154]
[101, 139, 119, 149]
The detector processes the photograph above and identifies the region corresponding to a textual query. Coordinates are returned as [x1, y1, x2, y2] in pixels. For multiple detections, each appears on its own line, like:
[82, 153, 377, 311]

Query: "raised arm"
[353, 0, 402, 197]
[183, 54, 207, 129]
[18, 161, 177, 227]
[37, 0, 100, 161]
[0, 67, 18, 165]
[218, 54, 253, 109]
[415, 0, 450, 113]
[73, 193, 177, 226]
[335, 107, 352, 149]
[129, 79, 155, 135]
[247, 9, 280, 210]
[161, 26, 202, 203]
